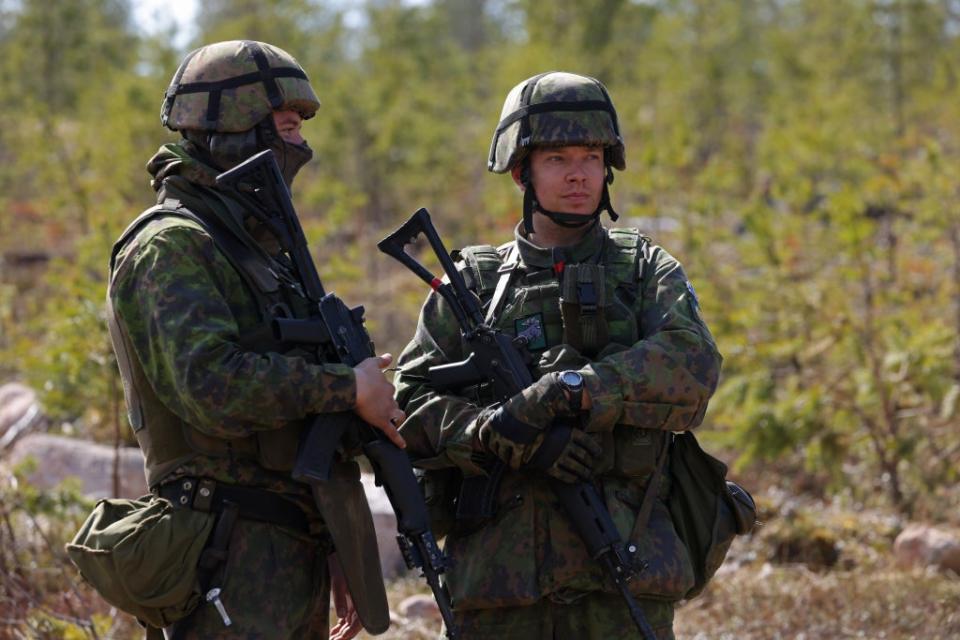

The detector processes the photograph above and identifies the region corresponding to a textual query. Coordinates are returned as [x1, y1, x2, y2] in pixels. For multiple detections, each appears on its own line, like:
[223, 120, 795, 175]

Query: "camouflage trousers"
[444, 591, 675, 640]
[161, 518, 332, 639]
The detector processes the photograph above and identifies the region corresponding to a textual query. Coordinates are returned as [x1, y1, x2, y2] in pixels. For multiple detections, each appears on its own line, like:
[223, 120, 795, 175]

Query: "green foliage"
[0, 463, 110, 638]
[0, 0, 958, 521]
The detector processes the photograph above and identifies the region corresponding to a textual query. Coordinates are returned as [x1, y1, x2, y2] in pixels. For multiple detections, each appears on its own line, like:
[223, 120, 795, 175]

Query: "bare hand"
[353, 353, 406, 449]
[329, 554, 362, 640]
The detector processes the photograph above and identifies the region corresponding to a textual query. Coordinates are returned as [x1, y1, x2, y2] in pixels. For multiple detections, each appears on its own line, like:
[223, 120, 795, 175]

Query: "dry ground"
[363, 562, 959, 640]
[2, 494, 958, 639]
[359, 512, 960, 640]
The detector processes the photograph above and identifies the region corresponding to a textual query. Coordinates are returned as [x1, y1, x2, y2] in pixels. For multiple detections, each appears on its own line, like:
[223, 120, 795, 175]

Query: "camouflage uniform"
[394, 72, 722, 639]
[108, 41, 345, 639]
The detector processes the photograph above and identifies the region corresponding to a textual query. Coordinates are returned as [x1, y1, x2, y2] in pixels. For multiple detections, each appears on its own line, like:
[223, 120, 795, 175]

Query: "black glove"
[478, 372, 600, 480]
[535, 344, 591, 377]
[527, 425, 602, 483]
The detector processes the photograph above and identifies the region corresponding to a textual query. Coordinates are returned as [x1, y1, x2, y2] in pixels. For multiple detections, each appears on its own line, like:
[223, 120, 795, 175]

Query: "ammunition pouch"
[560, 263, 609, 357]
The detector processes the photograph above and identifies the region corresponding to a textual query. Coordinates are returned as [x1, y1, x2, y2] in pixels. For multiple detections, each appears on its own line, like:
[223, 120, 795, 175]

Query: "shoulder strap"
[112, 199, 281, 296]
[484, 244, 521, 325]
[628, 432, 671, 550]
[457, 244, 505, 296]
[109, 203, 178, 274]
[604, 227, 650, 286]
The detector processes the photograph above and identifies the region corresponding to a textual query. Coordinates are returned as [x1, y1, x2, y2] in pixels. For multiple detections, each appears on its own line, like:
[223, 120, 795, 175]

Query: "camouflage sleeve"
[394, 291, 489, 475]
[581, 243, 722, 433]
[110, 220, 356, 438]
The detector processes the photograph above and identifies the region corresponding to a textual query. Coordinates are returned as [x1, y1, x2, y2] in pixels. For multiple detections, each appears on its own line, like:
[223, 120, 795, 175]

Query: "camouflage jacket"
[108, 142, 355, 514]
[395, 222, 722, 609]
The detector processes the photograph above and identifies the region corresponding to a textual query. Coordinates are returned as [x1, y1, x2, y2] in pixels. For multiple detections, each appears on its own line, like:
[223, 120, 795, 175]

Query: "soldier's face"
[272, 110, 305, 145]
[527, 145, 605, 215]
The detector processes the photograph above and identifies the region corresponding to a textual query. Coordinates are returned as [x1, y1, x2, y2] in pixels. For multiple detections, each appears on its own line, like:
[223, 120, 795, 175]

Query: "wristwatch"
[557, 370, 585, 413]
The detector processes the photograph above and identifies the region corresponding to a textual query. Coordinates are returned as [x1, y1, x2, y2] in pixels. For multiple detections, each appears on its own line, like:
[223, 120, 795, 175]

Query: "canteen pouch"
[667, 432, 757, 599]
[65, 496, 216, 628]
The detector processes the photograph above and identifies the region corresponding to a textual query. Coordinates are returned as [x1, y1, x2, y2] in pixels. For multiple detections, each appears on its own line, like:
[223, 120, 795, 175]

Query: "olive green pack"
[65, 496, 215, 628]
[666, 432, 757, 599]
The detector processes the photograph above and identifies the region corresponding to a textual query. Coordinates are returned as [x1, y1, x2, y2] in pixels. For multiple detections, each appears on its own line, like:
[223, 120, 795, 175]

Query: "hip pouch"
[65, 496, 216, 628]
[667, 431, 757, 599]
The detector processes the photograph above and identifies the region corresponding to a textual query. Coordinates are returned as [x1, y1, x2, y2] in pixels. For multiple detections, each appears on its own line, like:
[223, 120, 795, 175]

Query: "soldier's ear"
[511, 164, 525, 189]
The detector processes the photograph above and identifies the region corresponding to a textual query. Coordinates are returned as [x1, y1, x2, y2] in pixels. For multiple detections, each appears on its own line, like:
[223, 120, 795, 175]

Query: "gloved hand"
[477, 372, 601, 481]
[535, 344, 590, 378]
[527, 426, 602, 483]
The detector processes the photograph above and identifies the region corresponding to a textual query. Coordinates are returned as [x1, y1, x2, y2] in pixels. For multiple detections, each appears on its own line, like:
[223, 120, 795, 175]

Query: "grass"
[353, 498, 960, 640]
[674, 559, 960, 639]
[3, 468, 958, 639]
[352, 560, 960, 640]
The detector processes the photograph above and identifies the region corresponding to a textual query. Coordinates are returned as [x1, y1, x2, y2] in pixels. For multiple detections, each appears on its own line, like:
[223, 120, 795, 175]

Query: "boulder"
[398, 593, 441, 622]
[7, 433, 147, 499]
[893, 524, 960, 573]
[0, 382, 45, 450]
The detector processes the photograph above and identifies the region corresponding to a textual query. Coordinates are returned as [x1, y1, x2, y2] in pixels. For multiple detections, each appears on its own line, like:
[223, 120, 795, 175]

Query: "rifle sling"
[484, 244, 520, 326]
[628, 431, 671, 550]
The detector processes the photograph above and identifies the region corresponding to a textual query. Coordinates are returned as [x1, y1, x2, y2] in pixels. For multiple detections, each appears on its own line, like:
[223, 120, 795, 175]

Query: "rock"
[3, 431, 411, 578]
[894, 524, 960, 573]
[7, 433, 147, 499]
[398, 593, 441, 622]
[0, 382, 45, 450]
[361, 472, 407, 579]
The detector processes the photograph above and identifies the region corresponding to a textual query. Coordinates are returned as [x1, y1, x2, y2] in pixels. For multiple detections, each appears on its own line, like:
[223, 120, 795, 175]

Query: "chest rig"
[457, 228, 649, 361]
[458, 228, 663, 485]
[107, 186, 319, 488]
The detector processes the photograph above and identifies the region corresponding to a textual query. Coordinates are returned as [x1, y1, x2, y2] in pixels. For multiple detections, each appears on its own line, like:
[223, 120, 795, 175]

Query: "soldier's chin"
[559, 200, 598, 215]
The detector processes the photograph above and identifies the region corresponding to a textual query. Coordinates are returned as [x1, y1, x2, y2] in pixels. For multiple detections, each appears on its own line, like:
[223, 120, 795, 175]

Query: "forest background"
[0, 0, 958, 638]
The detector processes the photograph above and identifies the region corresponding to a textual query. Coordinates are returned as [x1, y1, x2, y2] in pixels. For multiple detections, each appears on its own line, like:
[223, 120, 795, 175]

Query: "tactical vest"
[458, 228, 661, 478]
[107, 188, 315, 489]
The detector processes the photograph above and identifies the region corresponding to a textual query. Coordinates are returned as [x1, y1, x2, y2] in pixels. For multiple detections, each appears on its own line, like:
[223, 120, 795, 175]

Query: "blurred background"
[0, 0, 958, 637]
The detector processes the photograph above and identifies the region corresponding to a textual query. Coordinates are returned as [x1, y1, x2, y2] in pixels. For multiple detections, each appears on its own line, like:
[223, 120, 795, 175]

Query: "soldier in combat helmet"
[394, 72, 723, 638]
[107, 41, 404, 639]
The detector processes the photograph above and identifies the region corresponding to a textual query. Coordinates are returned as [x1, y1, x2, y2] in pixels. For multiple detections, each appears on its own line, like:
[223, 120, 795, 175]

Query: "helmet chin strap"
[521, 165, 619, 234]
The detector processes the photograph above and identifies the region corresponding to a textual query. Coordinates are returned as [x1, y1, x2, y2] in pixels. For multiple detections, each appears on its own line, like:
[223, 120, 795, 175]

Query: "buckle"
[578, 282, 598, 314]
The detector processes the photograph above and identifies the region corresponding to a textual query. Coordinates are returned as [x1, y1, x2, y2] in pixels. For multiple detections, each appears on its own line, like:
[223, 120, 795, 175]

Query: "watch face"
[560, 370, 584, 389]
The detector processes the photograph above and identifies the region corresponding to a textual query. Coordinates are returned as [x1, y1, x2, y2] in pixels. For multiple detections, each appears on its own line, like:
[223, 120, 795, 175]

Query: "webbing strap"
[487, 71, 550, 170]
[627, 432, 671, 552]
[485, 244, 520, 326]
[495, 100, 618, 135]
[161, 47, 201, 127]
[168, 67, 307, 95]
[245, 40, 284, 109]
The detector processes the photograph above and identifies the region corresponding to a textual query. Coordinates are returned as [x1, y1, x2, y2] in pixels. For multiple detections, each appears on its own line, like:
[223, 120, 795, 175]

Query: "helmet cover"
[161, 40, 320, 133]
[488, 71, 625, 174]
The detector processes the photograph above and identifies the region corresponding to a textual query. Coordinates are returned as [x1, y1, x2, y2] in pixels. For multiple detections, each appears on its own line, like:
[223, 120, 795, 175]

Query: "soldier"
[107, 41, 404, 639]
[394, 72, 723, 639]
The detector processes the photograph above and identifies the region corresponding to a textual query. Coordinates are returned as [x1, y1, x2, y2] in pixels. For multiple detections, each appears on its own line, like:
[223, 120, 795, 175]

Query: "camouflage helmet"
[487, 71, 625, 174]
[161, 40, 320, 133]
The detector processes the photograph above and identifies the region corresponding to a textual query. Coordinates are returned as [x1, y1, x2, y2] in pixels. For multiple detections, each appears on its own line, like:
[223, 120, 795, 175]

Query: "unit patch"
[514, 313, 547, 351]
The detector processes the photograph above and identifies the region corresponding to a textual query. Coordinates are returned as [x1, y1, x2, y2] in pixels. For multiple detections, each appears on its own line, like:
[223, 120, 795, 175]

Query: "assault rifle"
[379, 207, 657, 640]
[216, 152, 457, 638]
